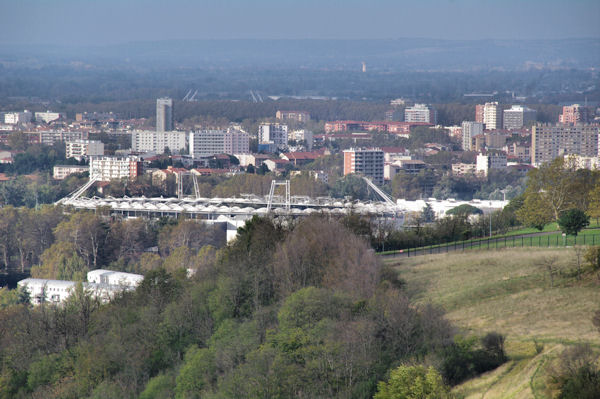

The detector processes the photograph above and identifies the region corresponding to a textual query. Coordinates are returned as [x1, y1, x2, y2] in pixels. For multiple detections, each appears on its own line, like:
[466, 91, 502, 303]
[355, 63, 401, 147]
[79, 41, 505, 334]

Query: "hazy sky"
[1, 0, 599, 45]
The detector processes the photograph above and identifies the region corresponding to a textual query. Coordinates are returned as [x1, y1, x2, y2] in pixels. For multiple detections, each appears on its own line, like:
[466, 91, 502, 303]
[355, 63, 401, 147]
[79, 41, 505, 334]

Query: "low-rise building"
[452, 163, 478, 176]
[276, 110, 310, 122]
[35, 111, 65, 124]
[53, 165, 89, 180]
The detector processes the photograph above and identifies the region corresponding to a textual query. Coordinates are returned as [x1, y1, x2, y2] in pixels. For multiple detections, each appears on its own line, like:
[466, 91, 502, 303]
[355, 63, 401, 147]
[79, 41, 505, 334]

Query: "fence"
[384, 232, 600, 258]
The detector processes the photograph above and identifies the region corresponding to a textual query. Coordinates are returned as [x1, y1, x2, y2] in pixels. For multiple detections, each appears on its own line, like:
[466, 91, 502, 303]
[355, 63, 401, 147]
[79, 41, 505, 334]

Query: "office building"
[404, 104, 436, 124]
[461, 121, 484, 151]
[482, 102, 502, 130]
[532, 124, 600, 166]
[132, 130, 186, 154]
[503, 105, 536, 130]
[258, 123, 288, 152]
[89, 156, 143, 181]
[343, 148, 384, 185]
[189, 128, 249, 158]
[66, 139, 104, 160]
[559, 104, 595, 124]
[156, 98, 173, 132]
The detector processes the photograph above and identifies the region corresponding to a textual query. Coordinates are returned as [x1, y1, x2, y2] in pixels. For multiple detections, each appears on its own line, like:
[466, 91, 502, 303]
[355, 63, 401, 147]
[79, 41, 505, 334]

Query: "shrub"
[585, 246, 600, 270]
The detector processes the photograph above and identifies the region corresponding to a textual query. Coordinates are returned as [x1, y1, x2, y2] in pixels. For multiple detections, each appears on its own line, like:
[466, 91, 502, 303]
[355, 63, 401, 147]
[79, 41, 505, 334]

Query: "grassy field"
[386, 248, 600, 398]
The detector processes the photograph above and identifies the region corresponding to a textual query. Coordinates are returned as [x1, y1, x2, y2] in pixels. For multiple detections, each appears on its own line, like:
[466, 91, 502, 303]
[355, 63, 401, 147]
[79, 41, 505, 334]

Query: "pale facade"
[66, 139, 104, 160]
[531, 124, 600, 166]
[132, 130, 187, 154]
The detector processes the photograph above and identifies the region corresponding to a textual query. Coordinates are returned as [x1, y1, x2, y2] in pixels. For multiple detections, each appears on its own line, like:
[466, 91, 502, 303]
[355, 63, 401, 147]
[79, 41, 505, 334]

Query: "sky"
[1, 0, 599, 46]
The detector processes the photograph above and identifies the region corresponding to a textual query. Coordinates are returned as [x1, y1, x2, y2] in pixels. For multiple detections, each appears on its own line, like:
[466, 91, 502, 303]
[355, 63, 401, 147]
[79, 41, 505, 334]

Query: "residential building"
[461, 121, 484, 151]
[384, 160, 426, 180]
[288, 129, 313, 150]
[563, 155, 600, 170]
[343, 148, 384, 185]
[276, 110, 310, 122]
[324, 120, 431, 134]
[53, 165, 89, 180]
[475, 104, 485, 123]
[37, 130, 87, 146]
[35, 111, 64, 124]
[132, 130, 187, 154]
[4, 110, 32, 125]
[385, 108, 403, 121]
[503, 105, 536, 130]
[484, 132, 508, 149]
[66, 139, 104, 160]
[482, 102, 502, 130]
[452, 163, 477, 176]
[559, 104, 595, 124]
[531, 124, 600, 166]
[258, 123, 288, 152]
[189, 128, 249, 158]
[476, 152, 507, 176]
[404, 104, 437, 124]
[156, 98, 173, 132]
[89, 156, 143, 181]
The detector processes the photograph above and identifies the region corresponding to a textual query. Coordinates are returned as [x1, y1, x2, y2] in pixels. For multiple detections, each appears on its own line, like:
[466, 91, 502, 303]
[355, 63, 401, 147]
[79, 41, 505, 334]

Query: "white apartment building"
[476, 152, 507, 176]
[53, 165, 89, 180]
[89, 156, 142, 181]
[66, 139, 104, 160]
[132, 130, 187, 154]
[503, 105, 536, 130]
[461, 121, 484, 151]
[404, 104, 436, 124]
[189, 128, 249, 158]
[482, 102, 502, 130]
[258, 123, 288, 152]
[35, 111, 64, 124]
[288, 129, 314, 150]
[563, 155, 600, 170]
[4, 110, 32, 125]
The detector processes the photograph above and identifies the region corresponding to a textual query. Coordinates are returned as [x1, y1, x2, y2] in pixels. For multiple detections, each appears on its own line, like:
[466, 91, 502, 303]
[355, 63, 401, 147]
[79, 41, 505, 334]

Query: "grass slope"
[386, 248, 600, 398]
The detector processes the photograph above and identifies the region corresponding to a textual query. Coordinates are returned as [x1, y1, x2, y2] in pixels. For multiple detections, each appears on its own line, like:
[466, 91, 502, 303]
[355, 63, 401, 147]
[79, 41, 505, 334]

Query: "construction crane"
[182, 89, 193, 101]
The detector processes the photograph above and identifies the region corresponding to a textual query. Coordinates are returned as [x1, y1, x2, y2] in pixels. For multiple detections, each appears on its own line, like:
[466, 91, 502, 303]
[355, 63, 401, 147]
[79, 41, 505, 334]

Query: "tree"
[446, 204, 483, 217]
[558, 209, 590, 236]
[516, 192, 553, 231]
[374, 365, 451, 399]
[587, 184, 600, 224]
[421, 203, 436, 223]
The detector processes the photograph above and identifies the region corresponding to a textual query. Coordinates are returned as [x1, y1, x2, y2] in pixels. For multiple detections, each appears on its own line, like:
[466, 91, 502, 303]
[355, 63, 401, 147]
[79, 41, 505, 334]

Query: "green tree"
[587, 184, 600, 224]
[558, 209, 590, 236]
[446, 204, 482, 216]
[374, 365, 451, 399]
[516, 192, 554, 231]
[421, 203, 436, 223]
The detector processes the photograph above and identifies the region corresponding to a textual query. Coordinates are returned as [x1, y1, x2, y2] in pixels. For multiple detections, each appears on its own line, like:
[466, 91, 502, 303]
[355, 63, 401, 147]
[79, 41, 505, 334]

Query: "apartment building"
[531, 124, 600, 166]
[559, 104, 595, 124]
[461, 121, 484, 151]
[132, 130, 187, 154]
[89, 156, 143, 181]
[476, 152, 507, 176]
[503, 105, 536, 130]
[343, 148, 384, 185]
[258, 123, 288, 152]
[66, 139, 104, 160]
[404, 104, 436, 124]
[482, 102, 502, 130]
[156, 98, 173, 132]
[52, 165, 90, 180]
[189, 128, 249, 158]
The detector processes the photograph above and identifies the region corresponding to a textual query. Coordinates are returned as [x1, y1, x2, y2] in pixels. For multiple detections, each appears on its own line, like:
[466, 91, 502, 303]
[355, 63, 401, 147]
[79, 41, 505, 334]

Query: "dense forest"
[0, 214, 512, 398]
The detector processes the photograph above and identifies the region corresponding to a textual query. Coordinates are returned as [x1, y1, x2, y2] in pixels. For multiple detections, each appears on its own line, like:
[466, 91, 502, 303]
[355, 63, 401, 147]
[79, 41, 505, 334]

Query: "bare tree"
[537, 256, 559, 288]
